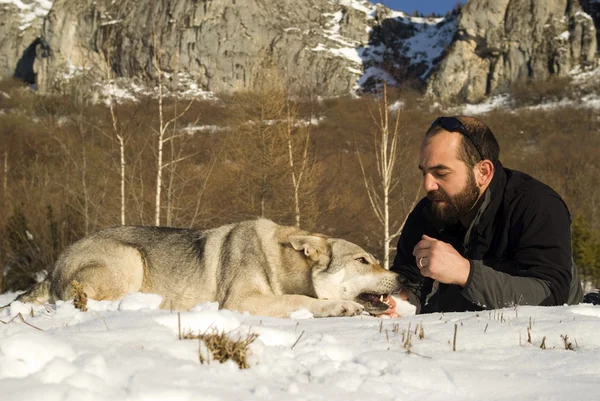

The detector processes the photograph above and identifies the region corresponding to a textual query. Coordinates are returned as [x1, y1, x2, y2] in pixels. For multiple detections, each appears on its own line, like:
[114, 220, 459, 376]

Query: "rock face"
[1, 0, 598, 100]
[1, 0, 460, 98]
[0, 0, 52, 85]
[427, 0, 599, 102]
[34, 0, 377, 97]
[581, 0, 600, 47]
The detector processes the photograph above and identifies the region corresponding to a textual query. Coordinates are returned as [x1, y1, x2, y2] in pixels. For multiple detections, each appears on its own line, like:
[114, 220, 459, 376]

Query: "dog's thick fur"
[13, 219, 404, 318]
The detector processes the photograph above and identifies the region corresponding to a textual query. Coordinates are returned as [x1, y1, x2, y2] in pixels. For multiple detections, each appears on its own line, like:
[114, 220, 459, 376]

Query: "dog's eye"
[356, 257, 369, 264]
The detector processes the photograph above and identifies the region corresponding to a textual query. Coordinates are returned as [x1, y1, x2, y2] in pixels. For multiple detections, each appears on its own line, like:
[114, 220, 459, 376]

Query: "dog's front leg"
[225, 294, 364, 318]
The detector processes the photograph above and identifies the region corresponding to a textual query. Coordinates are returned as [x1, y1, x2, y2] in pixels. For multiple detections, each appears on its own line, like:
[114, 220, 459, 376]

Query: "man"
[391, 116, 584, 314]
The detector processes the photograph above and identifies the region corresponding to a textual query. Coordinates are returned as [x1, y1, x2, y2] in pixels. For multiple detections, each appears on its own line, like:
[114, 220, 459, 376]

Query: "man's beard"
[428, 170, 480, 224]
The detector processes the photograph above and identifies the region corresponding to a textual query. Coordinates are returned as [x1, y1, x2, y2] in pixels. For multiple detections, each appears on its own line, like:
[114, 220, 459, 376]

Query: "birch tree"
[102, 46, 127, 226]
[283, 98, 312, 228]
[357, 84, 420, 269]
[151, 19, 193, 226]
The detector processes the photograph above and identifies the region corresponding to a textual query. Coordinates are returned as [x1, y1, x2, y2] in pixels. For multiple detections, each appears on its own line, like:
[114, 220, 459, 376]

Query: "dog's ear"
[288, 235, 330, 264]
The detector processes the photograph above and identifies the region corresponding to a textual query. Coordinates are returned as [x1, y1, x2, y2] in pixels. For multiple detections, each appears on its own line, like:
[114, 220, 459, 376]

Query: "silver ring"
[418, 257, 424, 268]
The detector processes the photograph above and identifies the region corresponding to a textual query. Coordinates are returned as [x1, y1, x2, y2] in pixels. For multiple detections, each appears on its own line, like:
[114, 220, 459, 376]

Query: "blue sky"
[377, 0, 464, 16]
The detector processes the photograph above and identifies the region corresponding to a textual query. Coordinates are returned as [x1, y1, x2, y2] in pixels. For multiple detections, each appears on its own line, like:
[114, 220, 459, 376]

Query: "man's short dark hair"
[426, 116, 500, 168]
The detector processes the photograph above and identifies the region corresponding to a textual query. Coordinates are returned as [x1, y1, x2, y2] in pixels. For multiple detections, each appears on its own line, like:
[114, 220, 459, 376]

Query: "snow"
[99, 73, 216, 106]
[443, 65, 600, 116]
[0, 0, 54, 31]
[391, 16, 457, 79]
[329, 0, 377, 18]
[311, 11, 364, 68]
[388, 100, 404, 112]
[575, 11, 594, 21]
[63, 60, 89, 81]
[100, 19, 123, 27]
[1, 290, 600, 400]
[181, 125, 228, 135]
[314, 1, 457, 93]
[456, 94, 512, 115]
[356, 66, 398, 89]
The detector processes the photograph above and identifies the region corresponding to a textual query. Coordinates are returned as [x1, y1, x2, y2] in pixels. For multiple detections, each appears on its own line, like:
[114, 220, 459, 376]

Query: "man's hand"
[412, 235, 470, 286]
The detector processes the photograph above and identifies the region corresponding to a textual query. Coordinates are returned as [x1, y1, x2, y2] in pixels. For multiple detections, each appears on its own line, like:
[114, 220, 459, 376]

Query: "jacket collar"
[474, 160, 507, 231]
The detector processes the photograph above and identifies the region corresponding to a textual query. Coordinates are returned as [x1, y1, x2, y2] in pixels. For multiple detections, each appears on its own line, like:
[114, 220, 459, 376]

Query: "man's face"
[419, 131, 481, 224]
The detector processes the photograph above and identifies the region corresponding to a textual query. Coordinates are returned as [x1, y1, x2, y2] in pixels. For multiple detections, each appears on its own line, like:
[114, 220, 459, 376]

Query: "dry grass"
[72, 280, 88, 312]
[508, 76, 573, 108]
[182, 328, 259, 369]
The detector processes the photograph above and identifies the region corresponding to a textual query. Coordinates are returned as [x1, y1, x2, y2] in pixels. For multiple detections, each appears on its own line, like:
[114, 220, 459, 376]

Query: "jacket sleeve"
[461, 193, 572, 308]
[391, 200, 429, 313]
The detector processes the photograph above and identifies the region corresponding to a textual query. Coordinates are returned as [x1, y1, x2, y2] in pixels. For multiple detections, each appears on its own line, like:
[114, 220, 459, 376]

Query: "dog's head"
[289, 235, 405, 315]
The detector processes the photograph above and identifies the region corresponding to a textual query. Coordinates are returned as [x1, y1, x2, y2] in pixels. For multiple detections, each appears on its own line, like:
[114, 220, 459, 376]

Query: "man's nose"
[423, 173, 438, 192]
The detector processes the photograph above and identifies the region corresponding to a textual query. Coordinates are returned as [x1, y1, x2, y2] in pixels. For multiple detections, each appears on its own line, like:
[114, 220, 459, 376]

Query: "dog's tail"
[0, 281, 52, 310]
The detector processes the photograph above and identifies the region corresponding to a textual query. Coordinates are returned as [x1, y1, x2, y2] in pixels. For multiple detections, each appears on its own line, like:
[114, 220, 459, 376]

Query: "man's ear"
[288, 235, 330, 264]
[476, 159, 494, 187]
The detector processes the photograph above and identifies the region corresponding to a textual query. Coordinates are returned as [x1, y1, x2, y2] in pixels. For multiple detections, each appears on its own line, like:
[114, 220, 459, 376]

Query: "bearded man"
[392, 116, 584, 313]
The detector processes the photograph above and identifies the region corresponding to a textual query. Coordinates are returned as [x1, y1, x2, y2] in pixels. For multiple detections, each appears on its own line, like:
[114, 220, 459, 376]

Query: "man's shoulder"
[504, 168, 562, 199]
[503, 168, 568, 212]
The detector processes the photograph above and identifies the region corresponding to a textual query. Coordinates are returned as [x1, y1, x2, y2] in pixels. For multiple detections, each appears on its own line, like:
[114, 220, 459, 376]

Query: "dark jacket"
[391, 162, 584, 313]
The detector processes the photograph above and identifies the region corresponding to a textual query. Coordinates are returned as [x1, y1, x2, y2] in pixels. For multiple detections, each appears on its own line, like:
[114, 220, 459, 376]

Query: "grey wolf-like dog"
[13, 219, 404, 318]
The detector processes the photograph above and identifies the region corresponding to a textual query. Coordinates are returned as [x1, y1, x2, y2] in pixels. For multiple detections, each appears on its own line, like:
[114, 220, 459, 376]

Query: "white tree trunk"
[153, 21, 164, 227]
[285, 101, 310, 228]
[357, 83, 401, 270]
[2, 149, 7, 202]
[155, 84, 164, 226]
[105, 44, 127, 226]
[117, 134, 126, 226]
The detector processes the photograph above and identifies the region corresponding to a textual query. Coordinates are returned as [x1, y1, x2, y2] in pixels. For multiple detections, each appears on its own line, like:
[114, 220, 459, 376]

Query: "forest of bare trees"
[0, 74, 599, 293]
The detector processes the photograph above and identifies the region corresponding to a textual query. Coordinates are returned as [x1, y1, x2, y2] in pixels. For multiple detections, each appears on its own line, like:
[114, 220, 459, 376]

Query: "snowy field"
[1, 291, 600, 401]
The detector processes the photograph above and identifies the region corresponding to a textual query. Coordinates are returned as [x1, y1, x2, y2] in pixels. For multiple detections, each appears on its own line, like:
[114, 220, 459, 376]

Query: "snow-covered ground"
[1, 291, 599, 401]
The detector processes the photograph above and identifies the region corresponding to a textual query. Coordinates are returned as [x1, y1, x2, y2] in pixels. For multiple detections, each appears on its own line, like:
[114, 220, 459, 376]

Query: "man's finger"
[413, 240, 434, 255]
[420, 266, 432, 278]
[412, 248, 431, 260]
[422, 234, 436, 241]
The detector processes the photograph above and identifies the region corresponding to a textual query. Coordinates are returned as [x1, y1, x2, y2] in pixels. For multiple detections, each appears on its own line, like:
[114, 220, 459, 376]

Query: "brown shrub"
[509, 76, 573, 108]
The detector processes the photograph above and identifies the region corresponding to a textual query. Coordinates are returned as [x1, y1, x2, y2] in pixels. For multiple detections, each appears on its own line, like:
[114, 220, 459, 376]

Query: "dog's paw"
[312, 300, 364, 317]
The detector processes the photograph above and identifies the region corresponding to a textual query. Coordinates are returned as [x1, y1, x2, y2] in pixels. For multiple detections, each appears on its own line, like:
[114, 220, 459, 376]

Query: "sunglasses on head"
[429, 117, 484, 161]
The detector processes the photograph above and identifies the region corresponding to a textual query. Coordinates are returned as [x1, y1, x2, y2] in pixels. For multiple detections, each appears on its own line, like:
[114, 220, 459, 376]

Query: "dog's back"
[15, 220, 277, 310]
[10, 219, 405, 318]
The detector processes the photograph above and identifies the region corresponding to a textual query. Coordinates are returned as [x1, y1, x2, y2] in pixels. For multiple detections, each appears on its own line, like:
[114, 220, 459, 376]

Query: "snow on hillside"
[442, 66, 600, 115]
[397, 17, 456, 79]
[0, 0, 53, 31]
[319, 0, 458, 92]
[1, 291, 600, 401]
[330, 0, 377, 17]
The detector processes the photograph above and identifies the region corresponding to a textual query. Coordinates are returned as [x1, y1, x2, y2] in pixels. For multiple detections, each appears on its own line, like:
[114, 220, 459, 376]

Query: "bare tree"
[101, 44, 127, 226]
[225, 69, 287, 219]
[357, 84, 419, 269]
[2, 149, 7, 204]
[151, 18, 193, 226]
[283, 98, 312, 228]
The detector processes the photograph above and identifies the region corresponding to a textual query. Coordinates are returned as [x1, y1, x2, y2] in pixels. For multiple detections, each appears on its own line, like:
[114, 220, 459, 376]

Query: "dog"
[11, 219, 405, 318]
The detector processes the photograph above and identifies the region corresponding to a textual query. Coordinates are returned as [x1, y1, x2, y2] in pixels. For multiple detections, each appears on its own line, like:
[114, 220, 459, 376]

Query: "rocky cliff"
[0, 0, 458, 99]
[0, 0, 598, 101]
[0, 0, 52, 86]
[427, 0, 599, 102]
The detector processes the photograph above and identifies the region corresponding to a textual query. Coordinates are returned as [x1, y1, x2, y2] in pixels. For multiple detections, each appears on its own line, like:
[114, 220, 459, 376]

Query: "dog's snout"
[387, 272, 407, 292]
